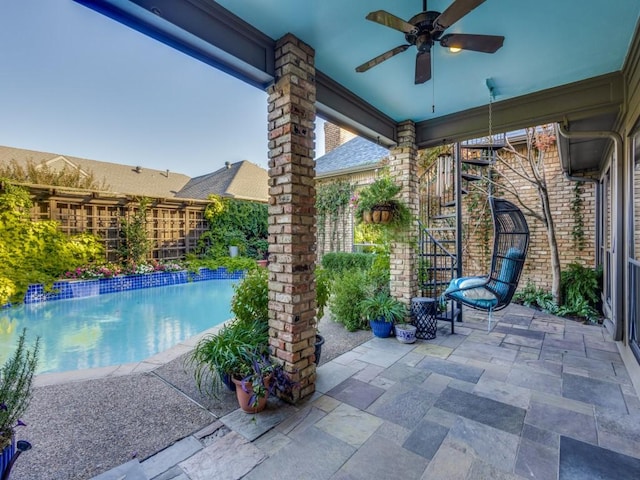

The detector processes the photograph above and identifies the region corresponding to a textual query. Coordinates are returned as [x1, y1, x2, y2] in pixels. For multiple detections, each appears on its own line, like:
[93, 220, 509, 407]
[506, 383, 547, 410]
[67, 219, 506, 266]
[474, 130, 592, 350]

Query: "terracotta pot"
[232, 376, 271, 413]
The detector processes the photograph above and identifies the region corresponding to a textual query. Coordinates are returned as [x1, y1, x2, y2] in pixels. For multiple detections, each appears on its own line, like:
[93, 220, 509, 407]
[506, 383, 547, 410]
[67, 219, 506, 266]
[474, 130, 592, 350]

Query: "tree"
[0, 158, 109, 190]
[118, 197, 153, 265]
[490, 126, 562, 303]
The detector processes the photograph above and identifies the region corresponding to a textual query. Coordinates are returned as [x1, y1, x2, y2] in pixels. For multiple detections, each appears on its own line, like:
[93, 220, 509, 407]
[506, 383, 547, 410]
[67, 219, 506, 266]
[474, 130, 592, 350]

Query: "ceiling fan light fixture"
[357, 0, 504, 82]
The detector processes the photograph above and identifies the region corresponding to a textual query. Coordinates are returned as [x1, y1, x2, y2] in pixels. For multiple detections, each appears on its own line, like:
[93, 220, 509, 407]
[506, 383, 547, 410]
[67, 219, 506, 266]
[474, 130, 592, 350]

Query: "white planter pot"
[229, 246, 239, 258]
[394, 323, 417, 344]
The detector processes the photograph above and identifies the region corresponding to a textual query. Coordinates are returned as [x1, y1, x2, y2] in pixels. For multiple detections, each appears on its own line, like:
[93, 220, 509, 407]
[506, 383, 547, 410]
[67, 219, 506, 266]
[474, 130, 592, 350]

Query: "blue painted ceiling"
[215, 0, 639, 123]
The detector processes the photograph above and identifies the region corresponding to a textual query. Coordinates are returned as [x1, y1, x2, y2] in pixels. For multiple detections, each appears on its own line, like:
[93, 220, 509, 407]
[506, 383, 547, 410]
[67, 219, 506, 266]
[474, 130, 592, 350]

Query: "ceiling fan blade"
[440, 33, 504, 53]
[356, 45, 411, 73]
[366, 10, 417, 34]
[434, 0, 486, 31]
[415, 51, 432, 84]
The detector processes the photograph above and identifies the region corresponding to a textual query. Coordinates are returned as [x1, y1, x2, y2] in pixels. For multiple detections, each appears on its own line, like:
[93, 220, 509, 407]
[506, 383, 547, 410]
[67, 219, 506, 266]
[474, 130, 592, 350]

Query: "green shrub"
[321, 252, 375, 276]
[559, 263, 601, 322]
[315, 266, 332, 320]
[198, 195, 268, 260]
[185, 256, 258, 274]
[368, 251, 390, 295]
[231, 268, 268, 324]
[329, 269, 370, 331]
[513, 281, 557, 313]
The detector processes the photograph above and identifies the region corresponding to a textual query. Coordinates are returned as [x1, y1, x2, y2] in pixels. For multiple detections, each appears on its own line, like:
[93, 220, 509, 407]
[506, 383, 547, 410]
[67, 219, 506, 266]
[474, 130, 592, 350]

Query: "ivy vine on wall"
[196, 195, 268, 259]
[571, 181, 586, 252]
[316, 181, 354, 253]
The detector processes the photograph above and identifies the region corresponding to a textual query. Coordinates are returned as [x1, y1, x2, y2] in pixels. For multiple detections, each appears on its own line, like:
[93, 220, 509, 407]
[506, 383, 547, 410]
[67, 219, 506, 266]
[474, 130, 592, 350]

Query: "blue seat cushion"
[445, 277, 498, 310]
[493, 248, 523, 299]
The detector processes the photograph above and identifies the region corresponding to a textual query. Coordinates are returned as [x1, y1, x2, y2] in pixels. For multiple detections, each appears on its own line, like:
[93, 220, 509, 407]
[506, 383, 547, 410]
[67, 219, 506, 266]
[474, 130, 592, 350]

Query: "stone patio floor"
[82, 305, 640, 479]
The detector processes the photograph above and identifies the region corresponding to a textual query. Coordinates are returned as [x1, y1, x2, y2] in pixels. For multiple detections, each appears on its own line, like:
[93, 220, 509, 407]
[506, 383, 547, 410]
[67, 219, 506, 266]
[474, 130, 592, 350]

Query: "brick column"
[266, 34, 317, 402]
[389, 121, 419, 306]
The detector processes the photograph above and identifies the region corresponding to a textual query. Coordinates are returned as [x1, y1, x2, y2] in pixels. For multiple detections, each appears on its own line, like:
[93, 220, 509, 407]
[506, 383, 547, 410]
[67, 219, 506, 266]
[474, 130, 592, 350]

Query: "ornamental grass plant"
[0, 329, 40, 450]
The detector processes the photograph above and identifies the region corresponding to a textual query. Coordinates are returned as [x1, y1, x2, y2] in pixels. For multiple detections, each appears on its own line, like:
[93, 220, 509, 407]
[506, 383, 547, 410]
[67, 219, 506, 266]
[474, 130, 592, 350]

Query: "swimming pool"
[0, 279, 236, 374]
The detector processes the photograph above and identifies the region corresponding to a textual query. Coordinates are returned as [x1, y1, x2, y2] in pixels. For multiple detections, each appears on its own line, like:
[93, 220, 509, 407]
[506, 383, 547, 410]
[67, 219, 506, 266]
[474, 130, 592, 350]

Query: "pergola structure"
[75, 0, 640, 399]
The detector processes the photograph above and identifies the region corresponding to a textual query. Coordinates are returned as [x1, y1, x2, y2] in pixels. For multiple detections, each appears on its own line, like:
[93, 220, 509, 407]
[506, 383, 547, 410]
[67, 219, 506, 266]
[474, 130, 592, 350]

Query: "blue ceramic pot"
[370, 318, 393, 338]
[1, 436, 15, 478]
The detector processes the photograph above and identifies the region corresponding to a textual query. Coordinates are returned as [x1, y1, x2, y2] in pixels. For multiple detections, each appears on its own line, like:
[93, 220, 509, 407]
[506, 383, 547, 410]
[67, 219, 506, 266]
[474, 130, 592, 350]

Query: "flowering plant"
[61, 260, 185, 280]
[0, 329, 39, 450]
[233, 348, 297, 407]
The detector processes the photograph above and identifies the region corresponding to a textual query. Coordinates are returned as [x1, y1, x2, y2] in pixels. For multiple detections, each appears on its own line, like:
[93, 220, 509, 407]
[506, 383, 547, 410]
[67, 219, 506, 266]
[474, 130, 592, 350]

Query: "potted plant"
[1, 329, 39, 479]
[394, 323, 417, 344]
[354, 176, 412, 230]
[313, 266, 332, 365]
[230, 347, 296, 413]
[188, 318, 269, 397]
[360, 292, 406, 338]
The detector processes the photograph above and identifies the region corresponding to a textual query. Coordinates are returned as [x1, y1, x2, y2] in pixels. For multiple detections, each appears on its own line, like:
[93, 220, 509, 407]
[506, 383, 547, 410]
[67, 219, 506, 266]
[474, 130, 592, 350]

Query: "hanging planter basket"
[371, 204, 394, 224]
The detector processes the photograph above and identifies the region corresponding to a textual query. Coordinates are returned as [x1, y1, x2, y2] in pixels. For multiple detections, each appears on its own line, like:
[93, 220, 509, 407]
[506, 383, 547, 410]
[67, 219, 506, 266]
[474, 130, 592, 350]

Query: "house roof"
[175, 160, 268, 202]
[315, 137, 388, 177]
[0, 145, 192, 198]
[0, 145, 269, 201]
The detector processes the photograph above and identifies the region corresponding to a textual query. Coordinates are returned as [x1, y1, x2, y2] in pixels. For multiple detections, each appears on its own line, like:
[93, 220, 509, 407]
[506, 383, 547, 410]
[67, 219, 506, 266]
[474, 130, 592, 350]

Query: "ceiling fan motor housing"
[406, 10, 443, 49]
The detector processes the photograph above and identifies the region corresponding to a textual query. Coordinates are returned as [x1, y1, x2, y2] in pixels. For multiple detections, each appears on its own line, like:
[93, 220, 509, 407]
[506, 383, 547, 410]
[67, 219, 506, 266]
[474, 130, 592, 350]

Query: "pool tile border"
[23, 267, 244, 304]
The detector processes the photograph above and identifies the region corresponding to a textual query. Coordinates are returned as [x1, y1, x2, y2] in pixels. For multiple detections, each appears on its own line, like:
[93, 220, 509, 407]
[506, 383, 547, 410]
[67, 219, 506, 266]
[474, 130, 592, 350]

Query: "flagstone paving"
[84, 305, 640, 479]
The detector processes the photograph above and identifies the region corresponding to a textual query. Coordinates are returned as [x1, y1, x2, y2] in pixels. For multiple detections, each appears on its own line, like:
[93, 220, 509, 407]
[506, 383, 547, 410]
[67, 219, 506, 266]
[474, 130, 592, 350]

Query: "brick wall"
[461, 142, 597, 290]
[323, 122, 357, 153]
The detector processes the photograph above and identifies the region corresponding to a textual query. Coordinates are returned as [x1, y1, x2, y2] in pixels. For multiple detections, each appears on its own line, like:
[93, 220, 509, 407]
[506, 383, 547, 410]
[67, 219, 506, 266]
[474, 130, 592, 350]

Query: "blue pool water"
[0, 279, 236, 374]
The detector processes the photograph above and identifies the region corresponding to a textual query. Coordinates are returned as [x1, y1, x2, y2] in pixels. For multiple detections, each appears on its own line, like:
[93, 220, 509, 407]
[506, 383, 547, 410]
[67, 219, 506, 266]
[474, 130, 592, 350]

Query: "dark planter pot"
[221, 372, 236, 391]
[314, 334, 325, 366]
[369, 318, 393, 338]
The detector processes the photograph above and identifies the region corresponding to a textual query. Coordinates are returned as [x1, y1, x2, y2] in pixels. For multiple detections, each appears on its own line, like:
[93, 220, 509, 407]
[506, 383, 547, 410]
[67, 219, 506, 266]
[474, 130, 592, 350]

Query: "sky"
[0, 0, 325, 177]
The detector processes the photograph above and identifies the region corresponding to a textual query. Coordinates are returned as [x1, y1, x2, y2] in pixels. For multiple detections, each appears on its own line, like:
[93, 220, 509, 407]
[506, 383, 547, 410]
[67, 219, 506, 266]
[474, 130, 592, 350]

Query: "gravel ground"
[11, 314, 371, 480]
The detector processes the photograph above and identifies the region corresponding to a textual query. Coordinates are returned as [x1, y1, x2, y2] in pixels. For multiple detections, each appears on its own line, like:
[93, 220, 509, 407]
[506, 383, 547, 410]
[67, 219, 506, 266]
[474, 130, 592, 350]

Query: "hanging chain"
[432, 51, 436, 113]
[488, 88, 493, 148]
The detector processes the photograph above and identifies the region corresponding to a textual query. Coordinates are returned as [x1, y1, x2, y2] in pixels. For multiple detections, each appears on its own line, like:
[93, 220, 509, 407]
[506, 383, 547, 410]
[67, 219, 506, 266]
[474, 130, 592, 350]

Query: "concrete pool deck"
[12, 306, 640, 479]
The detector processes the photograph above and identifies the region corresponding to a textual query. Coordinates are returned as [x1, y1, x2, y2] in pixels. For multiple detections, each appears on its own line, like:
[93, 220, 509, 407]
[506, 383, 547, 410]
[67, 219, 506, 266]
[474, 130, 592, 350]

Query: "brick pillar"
[389, 121, 419, 307]
[266, 34, 317, 402]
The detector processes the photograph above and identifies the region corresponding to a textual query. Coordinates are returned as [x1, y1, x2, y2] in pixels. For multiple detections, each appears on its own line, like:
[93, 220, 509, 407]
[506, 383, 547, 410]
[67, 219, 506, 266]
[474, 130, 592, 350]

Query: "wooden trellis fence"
[26, 184, 209, 262]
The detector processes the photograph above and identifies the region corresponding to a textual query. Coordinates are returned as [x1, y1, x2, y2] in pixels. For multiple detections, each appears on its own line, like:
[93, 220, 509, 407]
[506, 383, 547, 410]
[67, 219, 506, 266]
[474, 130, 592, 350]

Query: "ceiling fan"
[355, 0, 504, 84]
